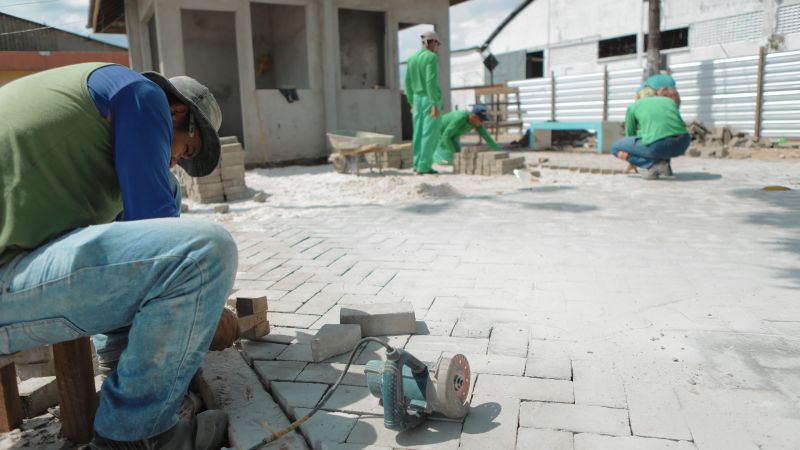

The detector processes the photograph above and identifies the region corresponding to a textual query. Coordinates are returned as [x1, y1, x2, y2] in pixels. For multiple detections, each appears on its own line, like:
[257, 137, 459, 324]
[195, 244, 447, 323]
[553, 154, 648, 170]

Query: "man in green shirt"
[611, 88, 690, 180]
[433, 105, 500, 165]
[404, 30, 442, 174]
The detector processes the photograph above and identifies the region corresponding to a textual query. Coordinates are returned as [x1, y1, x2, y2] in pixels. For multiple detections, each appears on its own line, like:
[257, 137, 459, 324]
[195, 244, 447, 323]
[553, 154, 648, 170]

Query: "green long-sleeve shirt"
[440, 111, 500, 153]
[404, 48, 442, 107]
[624, 96, 688, 145]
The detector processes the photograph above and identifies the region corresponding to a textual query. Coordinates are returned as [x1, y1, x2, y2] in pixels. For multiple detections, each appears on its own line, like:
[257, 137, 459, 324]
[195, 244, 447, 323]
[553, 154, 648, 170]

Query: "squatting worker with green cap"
[0, 63, 237, 448]
[405, 30, 443, 174]
[433, 104, 500, 165]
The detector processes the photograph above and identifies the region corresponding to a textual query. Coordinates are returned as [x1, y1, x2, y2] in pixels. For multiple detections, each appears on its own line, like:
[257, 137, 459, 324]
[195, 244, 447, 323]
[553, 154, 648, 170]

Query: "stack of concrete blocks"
[453, 148, 526, 176]
[235, 295, 270, 340]
[10, 346, 54, 381]
[172, 136, 249, 203]
[364, 143, 414, 169]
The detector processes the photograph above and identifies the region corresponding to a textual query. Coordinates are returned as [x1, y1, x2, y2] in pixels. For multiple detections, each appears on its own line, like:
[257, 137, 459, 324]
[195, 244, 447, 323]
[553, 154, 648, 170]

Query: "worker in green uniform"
[433, 104, 500, 165]
[405, 30, 442, 174]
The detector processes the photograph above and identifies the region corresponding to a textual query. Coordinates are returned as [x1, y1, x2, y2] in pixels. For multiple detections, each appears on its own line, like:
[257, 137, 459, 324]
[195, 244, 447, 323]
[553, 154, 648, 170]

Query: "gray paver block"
[277, 344, 315, 362]
[572, 359, 626, 408]
[260, 327, 316, 345]
[462, 353, 526, 376]
[242, 340, 288, 361]
[526, 341, 572, 380]
[489, 323, 530, 357]
[269, 312, 320, 328]
[519, 401, 630, 436]
[451, 320, 492, 338]
[516, 428, 574, 450]
[254, 360, 307, 385]
[197, 348, 308, 450]
[292, 407, 358, 448]
[296, 363, 367, 386]
[346, 416, 461, 449]
[625, 382, 692, 441]
[415, 320, 457, 336]
[573, 433, 696, 450]
[271, 381, 328, 412]
[459, 396, 519, 449]
[320, 385, 384, 415]
[340, 303, 416, 336]
[311, 324, 362, 362]
[474, 374, 574, 403]
[404, 335, 489, 355]
[18, 376, 57, 418]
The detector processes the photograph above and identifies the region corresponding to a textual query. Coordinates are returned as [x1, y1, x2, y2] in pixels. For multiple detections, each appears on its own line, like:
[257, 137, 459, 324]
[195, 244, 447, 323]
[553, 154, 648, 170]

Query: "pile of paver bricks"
[173, 136, 249, 203]
[363, 143, 414, 170]
[453, 148, 526, 175]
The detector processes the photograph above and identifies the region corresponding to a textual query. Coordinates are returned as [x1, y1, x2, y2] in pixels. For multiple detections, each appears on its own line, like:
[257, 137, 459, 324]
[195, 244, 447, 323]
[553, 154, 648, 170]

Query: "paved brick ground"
[213, 156, 800, 449]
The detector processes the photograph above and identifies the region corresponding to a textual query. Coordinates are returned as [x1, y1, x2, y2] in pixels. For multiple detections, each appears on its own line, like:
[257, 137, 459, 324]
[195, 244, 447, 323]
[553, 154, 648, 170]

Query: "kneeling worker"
[433, 105, 500, 165]
[611, 87, 690, 180]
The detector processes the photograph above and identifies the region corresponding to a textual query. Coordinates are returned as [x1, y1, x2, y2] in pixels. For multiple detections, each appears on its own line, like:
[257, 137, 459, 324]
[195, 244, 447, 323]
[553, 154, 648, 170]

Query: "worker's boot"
[90, 410, 228, 450]
[643, 160, 670, 180]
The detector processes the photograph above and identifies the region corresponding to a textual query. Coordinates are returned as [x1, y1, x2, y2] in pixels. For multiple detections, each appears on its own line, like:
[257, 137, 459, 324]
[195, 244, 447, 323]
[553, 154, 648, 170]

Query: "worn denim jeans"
[611, 133, 691, 169]
[0, 218, 237, 441]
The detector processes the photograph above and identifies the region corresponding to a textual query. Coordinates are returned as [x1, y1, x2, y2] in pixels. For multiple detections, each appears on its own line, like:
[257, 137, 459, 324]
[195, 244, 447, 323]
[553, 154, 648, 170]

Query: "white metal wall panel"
[508, 77, 552, 127]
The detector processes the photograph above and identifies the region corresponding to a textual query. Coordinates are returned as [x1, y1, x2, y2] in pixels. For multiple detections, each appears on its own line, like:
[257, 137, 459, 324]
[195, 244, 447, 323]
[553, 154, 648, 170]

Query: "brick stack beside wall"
[173, 136, 249, 203]
[453, 148, 525, 175]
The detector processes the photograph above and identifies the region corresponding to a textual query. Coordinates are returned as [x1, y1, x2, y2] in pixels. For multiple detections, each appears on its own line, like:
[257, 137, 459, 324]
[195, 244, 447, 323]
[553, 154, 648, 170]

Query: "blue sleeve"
[111, 81, 178, 220]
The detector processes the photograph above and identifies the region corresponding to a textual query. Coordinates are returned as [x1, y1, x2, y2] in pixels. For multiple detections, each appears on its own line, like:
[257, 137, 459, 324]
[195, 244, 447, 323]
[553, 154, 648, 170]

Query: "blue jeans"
[0, 219, 237, 441]
[611, 133, 691, 169]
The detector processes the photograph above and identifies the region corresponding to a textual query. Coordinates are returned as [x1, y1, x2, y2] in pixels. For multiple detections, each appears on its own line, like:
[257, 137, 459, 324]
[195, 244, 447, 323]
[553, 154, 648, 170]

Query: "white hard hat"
[421, 30, 440, 43]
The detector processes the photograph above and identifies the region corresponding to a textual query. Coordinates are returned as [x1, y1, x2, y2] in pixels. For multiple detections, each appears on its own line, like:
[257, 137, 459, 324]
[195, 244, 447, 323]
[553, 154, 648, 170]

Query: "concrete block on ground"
[311, 324, 362, 362]
[276, 344, 315, 362]
[269, 312, 319, 328]
[14, 361, 55, 380]
[339, 303, 416, 336]
[270, 381, 327, 413]
[459, 396, 519, 449]
[241, 340, 287, 361]
[474, 374, 573, 403]
[196, 348, 308, 450]
[236, 297, 267, 320]
[253, 360, 307, 385]
[405, 335, 488, 356]
[296, 363, 367, 386]
[516, 428, 574, 450]
[526, 340, 572, 380]
[572, 359, 626, 408]
[574, 433, 696, 450]
[18, 376, 57, 418]
[292, 407, 358, 448]
[489, 323, 529, 357]
[519, 401, 630, 436]
[533, 129, 552, 149]
[346, 416, 461, 449]
[321, 385, 384, 415]
[451, 320, 492, 338]
[625, 382, 692, 441]
[462, 354, 526, 376]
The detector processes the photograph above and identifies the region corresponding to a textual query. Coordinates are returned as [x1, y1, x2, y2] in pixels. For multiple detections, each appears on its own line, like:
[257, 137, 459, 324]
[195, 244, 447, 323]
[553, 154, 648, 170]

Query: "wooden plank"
[52, 338, 98, 444]
[754, 45, 766, 139]
[0, 362, 23, 432]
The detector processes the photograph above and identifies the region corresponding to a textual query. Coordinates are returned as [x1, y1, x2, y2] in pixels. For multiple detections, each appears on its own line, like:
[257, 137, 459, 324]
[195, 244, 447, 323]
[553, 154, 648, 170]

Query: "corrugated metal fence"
[505, 49, 800, 138]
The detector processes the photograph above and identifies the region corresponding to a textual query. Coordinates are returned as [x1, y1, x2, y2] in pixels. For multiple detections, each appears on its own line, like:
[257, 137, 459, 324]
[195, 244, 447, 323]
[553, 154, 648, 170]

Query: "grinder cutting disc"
[431, 353, 471, 418]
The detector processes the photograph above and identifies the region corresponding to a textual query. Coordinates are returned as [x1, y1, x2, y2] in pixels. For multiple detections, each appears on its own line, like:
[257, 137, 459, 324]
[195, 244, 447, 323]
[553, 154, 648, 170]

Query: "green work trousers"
[411, 95, 441, 173]
[433, 138, 461, 165]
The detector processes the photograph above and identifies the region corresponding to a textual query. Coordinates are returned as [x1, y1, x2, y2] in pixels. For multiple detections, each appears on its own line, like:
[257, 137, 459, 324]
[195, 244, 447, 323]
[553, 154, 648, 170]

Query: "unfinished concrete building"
[89, 0, 467, 166]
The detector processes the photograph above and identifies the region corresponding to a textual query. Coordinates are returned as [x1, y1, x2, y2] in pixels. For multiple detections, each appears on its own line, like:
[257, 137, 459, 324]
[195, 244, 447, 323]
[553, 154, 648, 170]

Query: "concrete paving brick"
[277, 344, 315, 362]
[573, 433, 696, 450]
[271, 381, 328, 412]
[625, 382, 692, 441]
[361, 269, 397, 287]
[526, 341, 572, 380]
[272, 271, 315, 291]
[354, 335, 411, 364]
[423, 297, 466, 322]
[340, 303, 416, 336]
[321, 385, 384, 415]
[405, 335, 488, 355]
[415, 319, 456, 336]
[296, 363, 367, 386]
[519, 402, 630, 436]
[292, 407, 358, 448]
[489, 323, 529, 357]
[571, 359, 626, 408]
[196, 348, 307, 450]
[451, 320, 492, 338]
[459, 396, 519, 449]
[516, 428, 574, 450]
[254, 360, 307, 385]
[297, 291, 344, 315]
[311, 324, 362, 362]
[18, 376, 58, 417]
[323, 283, 382, 295]
[337, 294, 403, 305]
[318, 443, 393, 450]
[269, 312, 320, 328]
[461, 353, 526, 376]
[260, 327, 316, 345]
[242, 340, 288, 361]
[474, 374, 573, 403]
[268, 300, 304, 313]
[346, 416, 462, 449]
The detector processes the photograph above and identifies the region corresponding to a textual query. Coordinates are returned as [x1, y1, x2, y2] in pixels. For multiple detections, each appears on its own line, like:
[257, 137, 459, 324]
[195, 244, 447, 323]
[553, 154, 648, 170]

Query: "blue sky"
[0, 0, 521, 51]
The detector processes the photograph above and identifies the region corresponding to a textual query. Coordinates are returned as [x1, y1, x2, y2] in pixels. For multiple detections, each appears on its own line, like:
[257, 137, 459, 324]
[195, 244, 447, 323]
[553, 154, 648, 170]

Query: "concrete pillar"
[321, 0, 338, 135]
[124, 0, 144, 70]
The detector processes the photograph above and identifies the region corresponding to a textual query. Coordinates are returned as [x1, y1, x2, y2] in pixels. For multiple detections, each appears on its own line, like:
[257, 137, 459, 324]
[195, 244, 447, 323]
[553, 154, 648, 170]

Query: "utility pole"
[645, 0, 661, 77]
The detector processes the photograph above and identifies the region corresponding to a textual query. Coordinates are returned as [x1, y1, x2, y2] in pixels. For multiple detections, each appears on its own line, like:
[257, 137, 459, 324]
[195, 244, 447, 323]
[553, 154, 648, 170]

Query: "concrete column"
[124, 0, 144, 70]
[321, 0, 338, 134]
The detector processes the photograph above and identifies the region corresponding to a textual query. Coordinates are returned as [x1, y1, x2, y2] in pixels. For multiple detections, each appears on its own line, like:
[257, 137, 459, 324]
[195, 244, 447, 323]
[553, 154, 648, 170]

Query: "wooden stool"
[0, 337, 98, 443]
